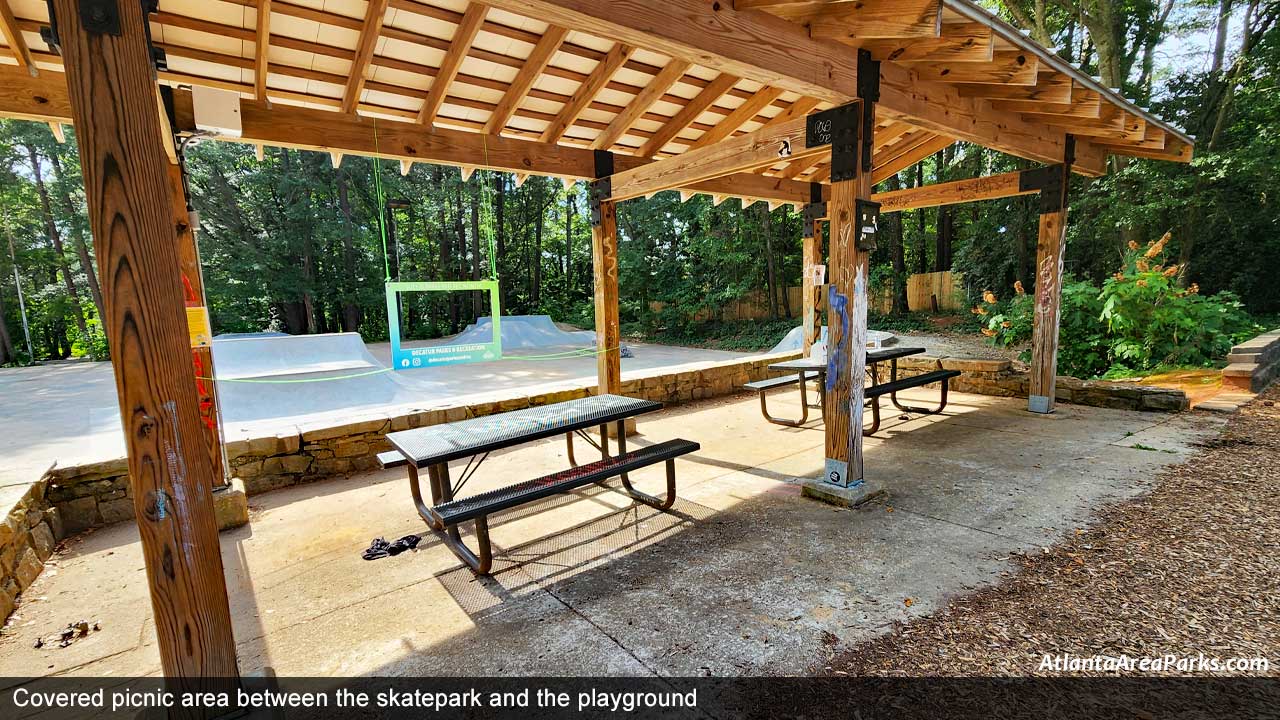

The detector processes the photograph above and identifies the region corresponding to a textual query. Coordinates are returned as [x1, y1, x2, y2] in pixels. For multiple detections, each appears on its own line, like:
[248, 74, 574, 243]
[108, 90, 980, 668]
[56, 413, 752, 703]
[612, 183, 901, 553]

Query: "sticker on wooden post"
[186, 306, 212, 348]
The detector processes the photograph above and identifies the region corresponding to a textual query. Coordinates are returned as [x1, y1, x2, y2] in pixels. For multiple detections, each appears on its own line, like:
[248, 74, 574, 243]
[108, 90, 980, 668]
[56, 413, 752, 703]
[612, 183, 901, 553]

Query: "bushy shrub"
[972, 233, 1260, 378]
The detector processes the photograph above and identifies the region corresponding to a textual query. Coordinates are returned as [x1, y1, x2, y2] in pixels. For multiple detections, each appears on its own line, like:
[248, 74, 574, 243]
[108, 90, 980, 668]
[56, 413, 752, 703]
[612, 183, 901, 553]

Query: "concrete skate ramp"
[211, 333, 433, 424]
[768, 325, 896, 354]
[445, 315, 597, 350]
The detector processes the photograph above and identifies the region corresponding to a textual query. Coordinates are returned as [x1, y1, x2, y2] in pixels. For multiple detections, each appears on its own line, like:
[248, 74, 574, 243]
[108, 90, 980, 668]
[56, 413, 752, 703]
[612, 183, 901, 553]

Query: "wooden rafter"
[592, 58, 691, 150]
[872, 134, 954, 184]
[688, 86, 784, 150]
[485, 25, 568, 135]
[609, 114, 819, 201]
[803, 0, 942, 40]
[541, 42, 634, 144]
[418, 4, 489, 126]
[956, 71, 1072, 103]
[910, 51, 1037, 86]
[638, 72, 739, 158]
[342, 0, 391, 114]
[0, 0, 35, 77]
[476, 0, 861, 102]
[864, 22, 993, 63]
[255, 0, 272, 101]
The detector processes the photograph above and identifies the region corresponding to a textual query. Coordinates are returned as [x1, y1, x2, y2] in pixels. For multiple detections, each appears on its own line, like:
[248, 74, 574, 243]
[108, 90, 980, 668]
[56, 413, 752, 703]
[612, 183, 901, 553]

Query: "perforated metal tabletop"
[385, 394, 662, 467]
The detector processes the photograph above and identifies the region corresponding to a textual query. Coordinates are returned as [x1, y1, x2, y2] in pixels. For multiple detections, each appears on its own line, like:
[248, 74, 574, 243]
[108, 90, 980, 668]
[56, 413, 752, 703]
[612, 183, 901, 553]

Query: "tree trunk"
[47, 150, 107, 331]
[760, 204, 779, 319]
[914, 162, 928, 274]
[0, 283, 14, 363]
[565, 191, 575, 293]
[26, 144, 92, 348]
[532, 185, 545, 309]
[335, 166, 363, 332]
[495, 172, 507, 310]
[886, 175, 908, 315]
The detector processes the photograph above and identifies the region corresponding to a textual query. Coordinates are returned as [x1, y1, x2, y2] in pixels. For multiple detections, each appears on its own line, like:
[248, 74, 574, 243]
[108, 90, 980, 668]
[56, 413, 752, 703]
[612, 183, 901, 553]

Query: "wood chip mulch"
[824, 386, 1280, 678]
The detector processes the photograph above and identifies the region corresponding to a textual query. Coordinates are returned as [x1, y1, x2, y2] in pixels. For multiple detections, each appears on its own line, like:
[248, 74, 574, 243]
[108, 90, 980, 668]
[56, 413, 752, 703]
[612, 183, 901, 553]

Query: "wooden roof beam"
[638, 72, 739, 158]
[804, 0, 942, 40]
[608, 114, 821, 201]
[873, 170, 1034, 212]
[910, 51, 1038, 86]
[485, 25, 567, 135]
[475, 0, 862, 103]
[255, 0, 272, 101]
[342, 0, 391, 114]
[864, 22, 993, 63]
[991, 83, 1103, 119]
[0, 0, 35, 77]
[955, 71, 1072, 103]
[418, 3, 489, 126]
[688, 87, 784, 150]
[591, 58, 691, 150]
[540, 42, 634, 144]
[872, 134, 954, 184]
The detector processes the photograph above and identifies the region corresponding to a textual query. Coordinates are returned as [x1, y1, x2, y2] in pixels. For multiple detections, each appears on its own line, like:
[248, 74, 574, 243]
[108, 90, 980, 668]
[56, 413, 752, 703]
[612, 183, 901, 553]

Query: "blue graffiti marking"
[826, 286, 850, 392]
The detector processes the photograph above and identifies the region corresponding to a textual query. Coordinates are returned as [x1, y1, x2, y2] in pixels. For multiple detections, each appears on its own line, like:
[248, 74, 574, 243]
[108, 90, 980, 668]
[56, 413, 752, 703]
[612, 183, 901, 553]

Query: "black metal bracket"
[1019, 163, 1067, 214]
[802, 201, 827, 239]
[804, 102, 861, 184]
[857, 49, 880, 172]
[589, 150, 614, 228]
[855, 198, 880, 251]
[43, 0, 165, 70]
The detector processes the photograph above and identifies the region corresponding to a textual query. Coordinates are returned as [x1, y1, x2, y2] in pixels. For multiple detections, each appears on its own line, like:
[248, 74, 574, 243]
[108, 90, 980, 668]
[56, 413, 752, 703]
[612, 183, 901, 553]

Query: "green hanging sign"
[385, 280, 503, 370]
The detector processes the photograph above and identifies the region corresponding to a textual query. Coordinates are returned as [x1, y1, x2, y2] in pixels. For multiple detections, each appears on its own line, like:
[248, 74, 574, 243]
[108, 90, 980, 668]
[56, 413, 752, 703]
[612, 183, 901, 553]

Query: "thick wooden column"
[1028, 206, 1068, 413]
[53, 0, 239, 686]
[802, 227, 822, 354]
[1027, 142, 1073, 414]
[591, 199, 621, 394]
[823, 102, 875, 490]
[168, 163, 228, 487]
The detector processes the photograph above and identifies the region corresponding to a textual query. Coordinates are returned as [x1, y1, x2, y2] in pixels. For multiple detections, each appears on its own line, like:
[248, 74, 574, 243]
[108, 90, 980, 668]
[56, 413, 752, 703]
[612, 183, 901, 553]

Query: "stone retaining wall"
[0, 482, 61, 621]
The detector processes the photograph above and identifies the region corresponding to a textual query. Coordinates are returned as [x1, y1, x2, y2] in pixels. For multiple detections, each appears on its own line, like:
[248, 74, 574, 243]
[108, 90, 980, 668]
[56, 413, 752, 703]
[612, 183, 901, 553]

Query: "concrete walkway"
[0, 390, 1222, 679]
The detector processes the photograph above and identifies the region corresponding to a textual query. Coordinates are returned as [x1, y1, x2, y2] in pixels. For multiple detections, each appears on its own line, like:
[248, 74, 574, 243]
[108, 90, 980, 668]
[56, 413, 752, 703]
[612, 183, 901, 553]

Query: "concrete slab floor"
[0, 390, 1225, 680]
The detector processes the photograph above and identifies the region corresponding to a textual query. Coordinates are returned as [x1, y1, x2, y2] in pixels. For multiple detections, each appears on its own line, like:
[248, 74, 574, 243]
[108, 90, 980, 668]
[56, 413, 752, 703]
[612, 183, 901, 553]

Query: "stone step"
[1227, 353, 1261, 364]
[1222, 362, 1256, 377]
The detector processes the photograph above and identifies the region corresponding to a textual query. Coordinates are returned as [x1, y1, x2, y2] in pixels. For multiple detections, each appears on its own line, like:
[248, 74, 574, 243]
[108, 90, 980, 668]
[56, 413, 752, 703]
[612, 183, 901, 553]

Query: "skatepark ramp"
[444, 315, 632, 356]
[211, 333, 429, 424]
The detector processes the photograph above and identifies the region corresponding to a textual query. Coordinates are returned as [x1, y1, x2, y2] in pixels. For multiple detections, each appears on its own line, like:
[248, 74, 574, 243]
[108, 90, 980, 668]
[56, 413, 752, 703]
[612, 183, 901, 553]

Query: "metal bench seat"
[742, 374, 804, 392]
[432, 439, 700, 527]
[863, 369, 961, 434]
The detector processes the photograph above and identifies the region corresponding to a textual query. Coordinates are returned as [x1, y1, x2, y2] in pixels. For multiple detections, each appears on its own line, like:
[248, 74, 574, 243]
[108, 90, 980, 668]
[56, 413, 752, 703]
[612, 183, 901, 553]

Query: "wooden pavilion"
[1, 0, 1191, 686]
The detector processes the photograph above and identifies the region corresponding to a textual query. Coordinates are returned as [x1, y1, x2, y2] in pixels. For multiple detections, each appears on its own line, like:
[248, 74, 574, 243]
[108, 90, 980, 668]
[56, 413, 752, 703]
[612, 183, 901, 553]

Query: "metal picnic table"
[757, 346, 932, 428]
[380, 393, 699, 573]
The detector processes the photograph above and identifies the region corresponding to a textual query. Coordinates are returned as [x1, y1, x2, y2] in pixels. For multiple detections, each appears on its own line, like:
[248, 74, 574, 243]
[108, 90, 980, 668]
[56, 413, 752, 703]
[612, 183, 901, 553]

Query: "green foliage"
[973, 234, 1261, 378]
[624, 318, 796, 352]
[1098, 234, 1259, 370]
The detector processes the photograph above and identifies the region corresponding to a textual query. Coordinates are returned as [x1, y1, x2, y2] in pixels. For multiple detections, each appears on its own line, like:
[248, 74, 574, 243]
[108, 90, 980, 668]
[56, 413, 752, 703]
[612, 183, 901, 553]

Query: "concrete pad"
[0, 392, 1216, 679]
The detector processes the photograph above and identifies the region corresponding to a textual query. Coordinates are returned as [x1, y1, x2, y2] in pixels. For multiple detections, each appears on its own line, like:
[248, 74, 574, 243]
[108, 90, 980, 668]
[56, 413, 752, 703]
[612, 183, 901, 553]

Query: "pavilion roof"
[0, 0, 1192, 204]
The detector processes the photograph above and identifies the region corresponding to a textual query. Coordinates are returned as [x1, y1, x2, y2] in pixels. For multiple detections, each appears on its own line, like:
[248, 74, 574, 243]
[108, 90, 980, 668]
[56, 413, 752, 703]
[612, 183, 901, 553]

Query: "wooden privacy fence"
[907, 271, 965, 312]
[650, 272, 962, 322]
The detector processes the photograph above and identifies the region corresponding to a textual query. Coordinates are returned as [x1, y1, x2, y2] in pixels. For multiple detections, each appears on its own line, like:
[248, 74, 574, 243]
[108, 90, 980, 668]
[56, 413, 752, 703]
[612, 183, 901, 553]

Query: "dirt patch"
[825, 386, 1280, 677]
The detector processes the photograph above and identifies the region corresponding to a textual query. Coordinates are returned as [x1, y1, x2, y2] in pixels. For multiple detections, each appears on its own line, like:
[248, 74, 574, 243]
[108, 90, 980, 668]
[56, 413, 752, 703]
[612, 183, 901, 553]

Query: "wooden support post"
[801, 182, 826, 355]
[169, 163, 228, 488]
[1028, 141, 1073, 414]
[1028, 204, 1068, 413]
[802, 228, 821, 354]
[823, 101, 875, 492]
[591, 151, 621, 395]
[52, 0, 239, 686]
[591, 199, 621, 395]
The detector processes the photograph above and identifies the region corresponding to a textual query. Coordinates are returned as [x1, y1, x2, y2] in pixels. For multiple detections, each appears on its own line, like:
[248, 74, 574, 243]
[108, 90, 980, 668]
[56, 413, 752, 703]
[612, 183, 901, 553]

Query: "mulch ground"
[825, 385, 1280, 677]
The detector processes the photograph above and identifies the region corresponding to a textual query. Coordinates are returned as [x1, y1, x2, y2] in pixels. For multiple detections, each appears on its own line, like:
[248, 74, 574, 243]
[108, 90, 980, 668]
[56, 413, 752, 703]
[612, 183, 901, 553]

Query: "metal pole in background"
[4, 219, 34, 360]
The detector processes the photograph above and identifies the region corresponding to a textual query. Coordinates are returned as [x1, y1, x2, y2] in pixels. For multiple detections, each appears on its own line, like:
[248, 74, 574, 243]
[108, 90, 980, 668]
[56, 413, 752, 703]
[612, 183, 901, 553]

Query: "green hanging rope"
[372, 118, 392, 282]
